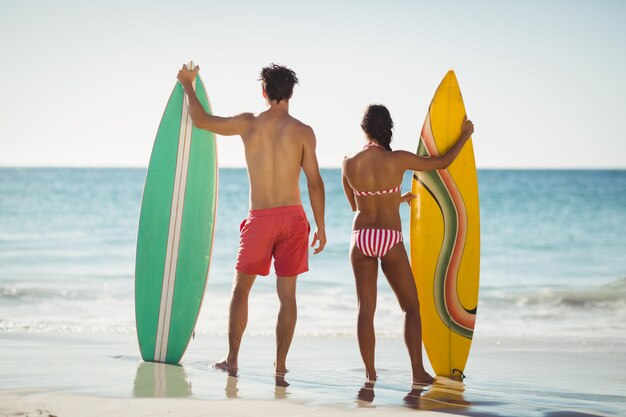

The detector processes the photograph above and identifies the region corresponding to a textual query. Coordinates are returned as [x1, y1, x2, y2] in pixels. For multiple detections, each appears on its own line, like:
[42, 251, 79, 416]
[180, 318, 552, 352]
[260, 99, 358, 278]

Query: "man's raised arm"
[177, 65, 252, 136]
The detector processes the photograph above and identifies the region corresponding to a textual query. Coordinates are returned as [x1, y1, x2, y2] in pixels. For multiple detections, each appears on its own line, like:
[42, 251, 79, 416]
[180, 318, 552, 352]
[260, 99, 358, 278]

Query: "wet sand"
[1, 332, 625, 417]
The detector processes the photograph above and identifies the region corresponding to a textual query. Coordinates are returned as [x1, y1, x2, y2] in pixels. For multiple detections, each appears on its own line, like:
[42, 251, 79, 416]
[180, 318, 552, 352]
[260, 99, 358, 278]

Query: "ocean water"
[1, 168, 625, 343]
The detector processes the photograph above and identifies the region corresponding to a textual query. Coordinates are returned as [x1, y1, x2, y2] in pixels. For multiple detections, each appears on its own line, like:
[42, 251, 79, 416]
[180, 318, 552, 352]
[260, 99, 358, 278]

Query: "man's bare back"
[238, 108, 317, 210]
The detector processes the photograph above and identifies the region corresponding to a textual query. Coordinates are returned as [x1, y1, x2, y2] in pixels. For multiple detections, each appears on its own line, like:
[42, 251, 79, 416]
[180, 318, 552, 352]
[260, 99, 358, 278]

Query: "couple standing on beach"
[177, 63, 474, 387]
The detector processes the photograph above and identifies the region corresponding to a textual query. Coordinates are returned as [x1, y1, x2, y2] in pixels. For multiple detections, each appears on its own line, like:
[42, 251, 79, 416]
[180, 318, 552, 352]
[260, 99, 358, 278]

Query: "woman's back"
[343, 144, 405, 231]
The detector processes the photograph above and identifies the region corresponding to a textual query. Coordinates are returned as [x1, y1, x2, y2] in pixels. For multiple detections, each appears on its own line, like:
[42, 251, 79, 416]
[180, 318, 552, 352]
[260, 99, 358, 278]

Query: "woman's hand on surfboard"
[400, 192, 416, 206]
[311, 228, 327, 255]
[461, 116, 474, 140]
[177, 65, 200, 86]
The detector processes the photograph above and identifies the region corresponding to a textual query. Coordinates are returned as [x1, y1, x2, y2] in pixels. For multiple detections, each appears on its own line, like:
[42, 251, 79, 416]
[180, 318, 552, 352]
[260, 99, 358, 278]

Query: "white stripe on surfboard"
[160, 87, 194, 360]
[154, 64, 196, 362]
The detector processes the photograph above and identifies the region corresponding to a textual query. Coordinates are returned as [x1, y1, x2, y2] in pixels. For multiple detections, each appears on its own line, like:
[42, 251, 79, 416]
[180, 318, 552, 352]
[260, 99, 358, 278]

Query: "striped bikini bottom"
[352, 229, 403, 259]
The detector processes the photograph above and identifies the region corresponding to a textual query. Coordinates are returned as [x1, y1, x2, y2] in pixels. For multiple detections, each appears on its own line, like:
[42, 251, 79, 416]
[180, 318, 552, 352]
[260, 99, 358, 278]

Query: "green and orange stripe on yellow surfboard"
[415, 113, 476, 340]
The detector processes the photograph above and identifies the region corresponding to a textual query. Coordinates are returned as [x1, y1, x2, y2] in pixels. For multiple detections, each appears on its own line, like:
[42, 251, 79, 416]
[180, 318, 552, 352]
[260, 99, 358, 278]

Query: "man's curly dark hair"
[259, 63, 299, 104]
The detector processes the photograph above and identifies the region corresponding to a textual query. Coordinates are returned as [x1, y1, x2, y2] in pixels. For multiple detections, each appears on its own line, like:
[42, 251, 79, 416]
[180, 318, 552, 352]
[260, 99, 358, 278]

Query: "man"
[177, 63, 326, 379]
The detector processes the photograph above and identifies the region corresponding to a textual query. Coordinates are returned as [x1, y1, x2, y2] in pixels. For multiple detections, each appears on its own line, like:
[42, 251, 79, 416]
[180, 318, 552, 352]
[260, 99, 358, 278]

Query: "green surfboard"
[135, 62, 218, 364]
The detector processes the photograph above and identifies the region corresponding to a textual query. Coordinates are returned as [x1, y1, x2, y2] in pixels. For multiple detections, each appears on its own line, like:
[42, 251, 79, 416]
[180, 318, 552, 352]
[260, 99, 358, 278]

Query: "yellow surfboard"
[410, 70, 480, 379]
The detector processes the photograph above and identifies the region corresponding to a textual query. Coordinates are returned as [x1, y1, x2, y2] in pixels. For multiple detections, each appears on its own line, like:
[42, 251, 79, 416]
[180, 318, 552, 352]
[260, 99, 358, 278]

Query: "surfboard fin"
[451, 368, 466, 381]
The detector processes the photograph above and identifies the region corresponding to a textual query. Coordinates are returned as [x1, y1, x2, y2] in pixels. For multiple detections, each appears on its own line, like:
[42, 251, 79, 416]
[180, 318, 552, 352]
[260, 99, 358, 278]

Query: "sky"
[1, 0, 625, 169]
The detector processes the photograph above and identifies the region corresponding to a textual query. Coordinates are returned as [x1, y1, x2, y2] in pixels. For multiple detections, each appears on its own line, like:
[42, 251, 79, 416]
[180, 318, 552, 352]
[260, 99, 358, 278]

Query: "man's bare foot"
[213, 359, 238, 376]
[412, 370, 435, 386]
[274, 363, 289, 388]
[275, 373, 289, 388]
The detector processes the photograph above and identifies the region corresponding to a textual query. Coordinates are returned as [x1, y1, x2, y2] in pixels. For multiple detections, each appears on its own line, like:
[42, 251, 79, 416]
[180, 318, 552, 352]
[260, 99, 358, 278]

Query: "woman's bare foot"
[412, 370, 435, 386]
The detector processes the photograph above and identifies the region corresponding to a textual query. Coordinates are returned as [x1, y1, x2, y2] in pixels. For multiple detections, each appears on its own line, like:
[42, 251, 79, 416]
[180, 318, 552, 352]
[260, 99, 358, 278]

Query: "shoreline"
[0, 390, 435, 417]
[1, 332, 625, 417]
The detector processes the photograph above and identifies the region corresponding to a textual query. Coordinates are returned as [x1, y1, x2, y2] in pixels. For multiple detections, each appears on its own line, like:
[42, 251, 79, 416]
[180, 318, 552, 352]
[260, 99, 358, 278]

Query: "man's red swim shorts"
[235, 205, 310, 277]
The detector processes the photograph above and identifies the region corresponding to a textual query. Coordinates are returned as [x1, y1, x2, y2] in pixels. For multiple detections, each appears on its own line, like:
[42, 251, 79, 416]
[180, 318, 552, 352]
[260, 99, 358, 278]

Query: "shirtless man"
[177, 63, 326, 378]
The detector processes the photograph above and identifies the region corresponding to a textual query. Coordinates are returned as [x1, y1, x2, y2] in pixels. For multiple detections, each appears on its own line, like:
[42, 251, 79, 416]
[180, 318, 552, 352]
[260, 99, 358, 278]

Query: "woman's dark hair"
[259, 63, 299, 103]
[360, 104, 393, 150]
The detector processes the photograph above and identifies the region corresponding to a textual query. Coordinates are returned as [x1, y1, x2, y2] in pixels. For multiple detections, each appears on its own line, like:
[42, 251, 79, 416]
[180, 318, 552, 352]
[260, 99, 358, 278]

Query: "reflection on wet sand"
[225, 375, 239, 399]
[220, 368, 290, 400]
[404, 378, 470, 412]
[274, 385, 288, 400]
[132, 362, 192, 398]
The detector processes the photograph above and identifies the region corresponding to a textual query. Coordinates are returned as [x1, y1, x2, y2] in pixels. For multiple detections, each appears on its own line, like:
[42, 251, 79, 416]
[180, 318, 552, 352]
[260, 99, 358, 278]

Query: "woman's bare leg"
[350, 244, 379, 381]
[380, 242, 434, 385]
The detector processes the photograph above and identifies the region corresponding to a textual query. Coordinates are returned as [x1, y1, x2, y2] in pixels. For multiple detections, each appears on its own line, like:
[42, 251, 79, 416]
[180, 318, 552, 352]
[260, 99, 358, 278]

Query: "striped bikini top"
[352, 141, 402, 197]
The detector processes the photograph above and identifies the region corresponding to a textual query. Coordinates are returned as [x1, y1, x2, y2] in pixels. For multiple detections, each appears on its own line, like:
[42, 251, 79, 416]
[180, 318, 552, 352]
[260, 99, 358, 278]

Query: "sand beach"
[1, 330, 625, 417]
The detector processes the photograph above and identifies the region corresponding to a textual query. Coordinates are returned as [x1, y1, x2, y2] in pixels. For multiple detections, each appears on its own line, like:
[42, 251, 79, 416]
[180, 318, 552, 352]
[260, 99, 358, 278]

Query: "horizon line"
[1, 165, 625, 171]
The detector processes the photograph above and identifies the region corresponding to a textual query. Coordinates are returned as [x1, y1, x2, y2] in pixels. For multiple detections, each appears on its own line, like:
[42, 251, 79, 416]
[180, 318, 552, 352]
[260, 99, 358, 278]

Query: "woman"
[342, 104, 474, 385]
